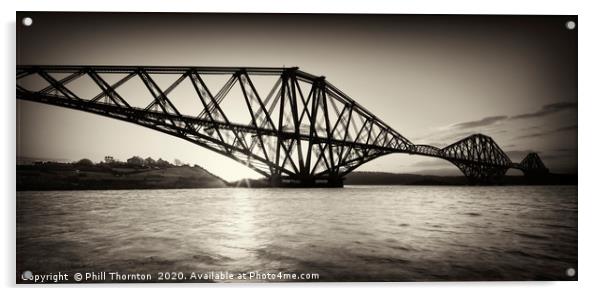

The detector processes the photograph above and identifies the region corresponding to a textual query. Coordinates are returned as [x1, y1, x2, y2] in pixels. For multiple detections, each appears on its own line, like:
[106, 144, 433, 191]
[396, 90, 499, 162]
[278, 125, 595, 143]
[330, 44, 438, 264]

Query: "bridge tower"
[518, 152, 550, 177]
[440, 134, 512, 184]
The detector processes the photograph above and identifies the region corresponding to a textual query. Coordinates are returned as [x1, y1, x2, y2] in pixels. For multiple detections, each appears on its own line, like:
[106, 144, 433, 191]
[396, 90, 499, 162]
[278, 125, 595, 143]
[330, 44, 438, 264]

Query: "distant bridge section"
[16, 65, 548, 186]
[412, 134, 546, 183]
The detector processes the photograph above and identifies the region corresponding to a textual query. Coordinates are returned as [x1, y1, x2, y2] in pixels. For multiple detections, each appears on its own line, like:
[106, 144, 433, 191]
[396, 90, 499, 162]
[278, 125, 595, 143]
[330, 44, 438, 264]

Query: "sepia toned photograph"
[16, 12, 577, 283]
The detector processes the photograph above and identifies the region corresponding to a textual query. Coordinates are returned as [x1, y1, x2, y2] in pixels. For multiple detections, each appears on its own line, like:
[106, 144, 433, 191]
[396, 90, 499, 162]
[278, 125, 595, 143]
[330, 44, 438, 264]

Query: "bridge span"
[16, 65, 549, 186]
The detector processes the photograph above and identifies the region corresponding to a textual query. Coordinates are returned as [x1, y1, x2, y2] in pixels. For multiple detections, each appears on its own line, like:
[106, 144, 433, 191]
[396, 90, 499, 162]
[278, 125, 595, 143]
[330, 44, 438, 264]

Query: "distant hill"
[344, 171, 577, 186]
[230, 171, 577, 187]
[345, 171, 466, 185]
[17, 164, 228, 191]
[18, 161, 577, 190]
[17, 156, 72, 165]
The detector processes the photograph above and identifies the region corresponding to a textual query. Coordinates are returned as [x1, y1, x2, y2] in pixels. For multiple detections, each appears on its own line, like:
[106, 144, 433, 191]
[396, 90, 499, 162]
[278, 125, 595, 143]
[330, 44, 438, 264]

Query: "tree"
[75, 158, 94, 166]
[145, 157, 156, 166]
[174, 158, 182, 166]
[156, 158, 171, 168]
[126, 156, 144, 166]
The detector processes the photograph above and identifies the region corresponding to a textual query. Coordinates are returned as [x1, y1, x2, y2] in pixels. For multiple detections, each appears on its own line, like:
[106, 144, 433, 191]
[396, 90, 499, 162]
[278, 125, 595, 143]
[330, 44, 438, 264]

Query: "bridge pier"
[270, 176, 344, 188]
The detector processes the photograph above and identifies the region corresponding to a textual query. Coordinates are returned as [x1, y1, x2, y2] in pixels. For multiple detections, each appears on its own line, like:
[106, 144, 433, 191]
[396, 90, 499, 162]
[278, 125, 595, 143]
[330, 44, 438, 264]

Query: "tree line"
[74, 156, 185, 168]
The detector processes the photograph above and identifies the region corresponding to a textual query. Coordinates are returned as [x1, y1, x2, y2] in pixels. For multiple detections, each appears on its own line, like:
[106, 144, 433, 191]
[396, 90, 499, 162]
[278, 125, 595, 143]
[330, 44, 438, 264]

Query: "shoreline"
[16, 164, 577, 191]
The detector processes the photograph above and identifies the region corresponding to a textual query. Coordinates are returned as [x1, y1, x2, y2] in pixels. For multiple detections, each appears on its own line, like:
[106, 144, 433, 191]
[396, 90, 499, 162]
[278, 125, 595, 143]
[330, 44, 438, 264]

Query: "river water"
[17, 186, 577, 282]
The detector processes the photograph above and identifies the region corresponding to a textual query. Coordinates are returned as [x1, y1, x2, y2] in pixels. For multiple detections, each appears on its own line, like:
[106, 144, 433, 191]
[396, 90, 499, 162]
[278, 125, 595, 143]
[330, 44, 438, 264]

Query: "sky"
[16, 13, 577, 181]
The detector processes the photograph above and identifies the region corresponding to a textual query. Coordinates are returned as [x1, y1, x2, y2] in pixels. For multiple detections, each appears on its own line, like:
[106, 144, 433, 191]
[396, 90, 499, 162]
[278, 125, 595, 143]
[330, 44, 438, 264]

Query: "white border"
[3, 0, 601, 295]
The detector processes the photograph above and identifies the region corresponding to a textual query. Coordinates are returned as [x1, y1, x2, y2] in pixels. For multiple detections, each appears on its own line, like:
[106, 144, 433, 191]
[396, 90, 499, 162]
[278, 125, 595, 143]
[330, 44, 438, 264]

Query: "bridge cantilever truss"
[16, 65, 548, 186]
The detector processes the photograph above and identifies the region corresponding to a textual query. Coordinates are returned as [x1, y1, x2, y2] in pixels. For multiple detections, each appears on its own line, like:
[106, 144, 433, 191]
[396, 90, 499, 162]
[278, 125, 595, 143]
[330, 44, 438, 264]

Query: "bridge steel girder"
[16, 65, 548, 186]
[17, 65, 413, 187]
[439, 134, 513, 184]
[517, 152, 550, 177]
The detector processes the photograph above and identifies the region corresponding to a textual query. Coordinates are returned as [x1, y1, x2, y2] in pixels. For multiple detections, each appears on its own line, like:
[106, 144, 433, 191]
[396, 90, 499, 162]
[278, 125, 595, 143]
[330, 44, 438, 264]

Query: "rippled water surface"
[17, 186, 577, 282]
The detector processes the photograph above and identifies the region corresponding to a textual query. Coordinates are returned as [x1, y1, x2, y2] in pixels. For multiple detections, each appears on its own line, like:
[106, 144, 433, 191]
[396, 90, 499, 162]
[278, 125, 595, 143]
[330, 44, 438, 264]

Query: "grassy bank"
[17, 164, 228, 191]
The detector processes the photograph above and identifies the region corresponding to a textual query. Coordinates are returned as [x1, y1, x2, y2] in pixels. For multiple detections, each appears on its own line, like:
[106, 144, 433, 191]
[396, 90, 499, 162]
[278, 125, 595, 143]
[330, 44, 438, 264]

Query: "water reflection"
[17, 186, 577, 281]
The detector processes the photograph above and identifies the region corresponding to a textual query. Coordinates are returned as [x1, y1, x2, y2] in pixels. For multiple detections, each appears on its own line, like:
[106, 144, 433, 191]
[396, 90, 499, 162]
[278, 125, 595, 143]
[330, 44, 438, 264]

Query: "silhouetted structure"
[17, 65, 548, 186]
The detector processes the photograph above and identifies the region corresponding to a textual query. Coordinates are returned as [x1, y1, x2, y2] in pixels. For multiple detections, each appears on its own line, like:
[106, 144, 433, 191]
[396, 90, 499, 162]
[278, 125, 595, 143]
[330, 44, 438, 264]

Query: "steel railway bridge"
[16, 65, 549, 187]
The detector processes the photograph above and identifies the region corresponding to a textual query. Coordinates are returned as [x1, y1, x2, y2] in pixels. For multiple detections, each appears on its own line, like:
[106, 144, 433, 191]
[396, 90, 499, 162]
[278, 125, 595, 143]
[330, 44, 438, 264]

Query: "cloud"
[540, 153, 577, 160]
[443, 101, 576, 132]
[439, 131, 478, 142]
[520, 125, 541, 131]
[515, 124, 577, 139]
[554, 124, 578, 132]
[415, 101, 576, 148]
[450, 115, 508, 129]
[515, 132, 547, 139]
[554, 148, 577, 152]
[504, 149, 576, 163]
[511, 102, 577, 119]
